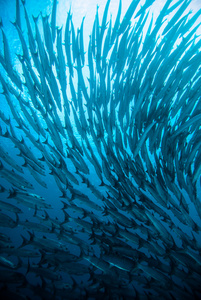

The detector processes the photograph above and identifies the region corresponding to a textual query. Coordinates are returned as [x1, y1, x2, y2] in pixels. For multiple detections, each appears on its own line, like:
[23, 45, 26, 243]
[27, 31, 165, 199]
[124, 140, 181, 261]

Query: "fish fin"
[15, 213, 19, 226]
[26, 258, 30, 275]
[61, 200, 68, 210]
[99, 179, 105, 186]
[62, 209, 70, 223]
[33, 204, 38, 217]
[19, 234, 29, 248]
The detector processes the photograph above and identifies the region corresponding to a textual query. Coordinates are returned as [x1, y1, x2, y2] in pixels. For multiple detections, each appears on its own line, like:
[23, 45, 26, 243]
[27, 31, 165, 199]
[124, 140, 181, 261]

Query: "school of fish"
[0, 0, 201, 298]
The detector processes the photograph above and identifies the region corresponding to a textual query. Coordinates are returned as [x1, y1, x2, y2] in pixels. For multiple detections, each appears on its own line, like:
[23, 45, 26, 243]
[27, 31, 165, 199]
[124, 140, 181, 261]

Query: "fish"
[0, 0, 201, 299]
[0, 255, 21, 269]
[110, 0, 121, 45]
[0, 160, 34, 190]
[42, 14, 56, 66]
[64, 10, 74, 77]
[0, 212, 19, 228]
[51, 0, 57, 43]
[0, 199, 22, 214]
[118, 0, 139, 35]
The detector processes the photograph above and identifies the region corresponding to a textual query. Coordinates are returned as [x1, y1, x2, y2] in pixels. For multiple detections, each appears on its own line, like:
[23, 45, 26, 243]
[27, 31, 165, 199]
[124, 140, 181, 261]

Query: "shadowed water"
[0, 0, 201, 299]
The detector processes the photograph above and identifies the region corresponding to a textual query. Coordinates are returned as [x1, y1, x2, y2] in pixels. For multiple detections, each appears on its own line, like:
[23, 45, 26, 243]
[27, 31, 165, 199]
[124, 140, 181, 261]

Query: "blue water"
[0, 0, 201, 299]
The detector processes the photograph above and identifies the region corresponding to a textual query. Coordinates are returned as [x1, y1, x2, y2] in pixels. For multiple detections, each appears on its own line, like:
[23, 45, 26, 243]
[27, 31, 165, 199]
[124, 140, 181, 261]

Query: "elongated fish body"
[0, 0, 201, 299]
[51, 0, 57, 43]
[42, 14, 56, 66]
[13, 23, 30, 63]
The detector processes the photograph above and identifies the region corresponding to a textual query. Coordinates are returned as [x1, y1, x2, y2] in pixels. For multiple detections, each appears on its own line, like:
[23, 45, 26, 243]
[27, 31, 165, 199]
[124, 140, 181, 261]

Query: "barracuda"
[0, 0, 201, 298]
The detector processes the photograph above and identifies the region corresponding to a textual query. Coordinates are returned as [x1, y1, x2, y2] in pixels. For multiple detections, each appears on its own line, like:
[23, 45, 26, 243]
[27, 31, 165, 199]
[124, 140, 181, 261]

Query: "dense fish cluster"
[0, 0, 201, 298]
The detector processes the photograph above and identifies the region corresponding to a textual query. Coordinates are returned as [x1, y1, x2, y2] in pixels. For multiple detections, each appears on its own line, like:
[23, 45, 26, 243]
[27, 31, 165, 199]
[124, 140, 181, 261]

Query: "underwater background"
[0, 0, 201, 299]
